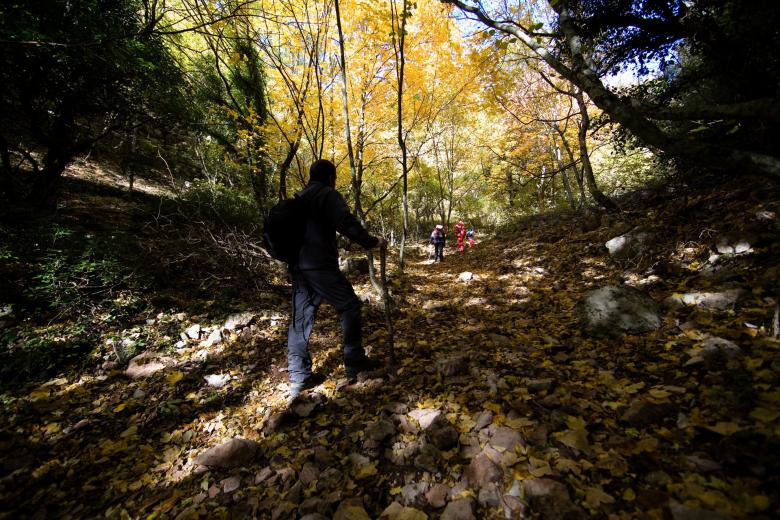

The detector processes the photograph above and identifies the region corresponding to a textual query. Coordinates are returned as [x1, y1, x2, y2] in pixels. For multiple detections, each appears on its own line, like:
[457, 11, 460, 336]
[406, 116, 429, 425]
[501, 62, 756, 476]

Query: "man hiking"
[429, 224, 446, 262]
[287, 159, 386, 397]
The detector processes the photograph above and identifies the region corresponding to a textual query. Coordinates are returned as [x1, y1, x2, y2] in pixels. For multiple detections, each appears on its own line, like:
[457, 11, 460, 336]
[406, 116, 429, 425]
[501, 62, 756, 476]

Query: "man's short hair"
[310, 159, 337, 184]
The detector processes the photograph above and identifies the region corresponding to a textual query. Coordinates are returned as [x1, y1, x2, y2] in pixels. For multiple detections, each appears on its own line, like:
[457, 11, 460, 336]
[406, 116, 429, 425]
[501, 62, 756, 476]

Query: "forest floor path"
[2, 172, 780, 519]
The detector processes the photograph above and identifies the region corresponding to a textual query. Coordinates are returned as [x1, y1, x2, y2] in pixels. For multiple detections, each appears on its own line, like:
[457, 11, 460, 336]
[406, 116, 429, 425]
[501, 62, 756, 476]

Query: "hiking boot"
[345, 356, 383, 381]
[289, 372, 326, 398]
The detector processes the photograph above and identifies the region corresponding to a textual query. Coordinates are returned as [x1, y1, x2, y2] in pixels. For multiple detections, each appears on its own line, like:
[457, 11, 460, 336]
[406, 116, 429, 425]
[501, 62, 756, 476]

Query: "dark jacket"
[296, 181, 378, 270]
[430, 228, 446, 246]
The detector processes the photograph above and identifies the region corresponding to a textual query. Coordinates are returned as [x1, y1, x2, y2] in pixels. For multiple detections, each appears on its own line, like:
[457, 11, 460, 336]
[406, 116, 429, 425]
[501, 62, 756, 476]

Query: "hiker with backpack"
[265, 159, 386, 397]
[466, 227, 475, 249]
[429, 224, 446, 262]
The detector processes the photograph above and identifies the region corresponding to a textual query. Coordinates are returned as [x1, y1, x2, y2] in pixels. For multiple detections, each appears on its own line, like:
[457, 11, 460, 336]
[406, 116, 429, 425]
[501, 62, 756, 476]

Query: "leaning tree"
[442, 0, 780, 181]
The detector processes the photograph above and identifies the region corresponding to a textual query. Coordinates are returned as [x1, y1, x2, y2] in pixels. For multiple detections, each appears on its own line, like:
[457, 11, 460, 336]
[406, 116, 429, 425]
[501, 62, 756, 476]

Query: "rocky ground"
[1, 170, 779, 519]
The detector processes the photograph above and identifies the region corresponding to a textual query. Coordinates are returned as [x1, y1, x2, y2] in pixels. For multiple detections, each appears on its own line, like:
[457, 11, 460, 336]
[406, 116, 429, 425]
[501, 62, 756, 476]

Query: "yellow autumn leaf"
[483, 402, 502, 414]
[585, 486, 615, 508]
[275, 445, 291, 457]
[553, 429, 589, 452]
[750, 407, 780, 423]
[623, 488, 636, 501]
[113, 402, 128, 413]
[454, 489, 476, 499]
[566, 416, 587, 430]
[394, 507, 428, 520]
[624, 382, 645, 394]
[632, 437, 659, 454]
[457, 415, 476, 433]
[702, 422, 741, 436]
[683, 329, 707, 340]
[745, 357, 763, 370]
[354, 461, 378, 479]
[648, 388, 671, 399]
[753, 495, 770, 511]
[554, 458, 580, 476]
[529, 457, 553, 477]
[29, 387, 51, 401]
[33, 459, 63, 479]
[44, 422, 61, 435]
[390, 486, 403, 495]
[505, 417, 535, 429]
[166, 371, 184, 385]
[337, 505, 371, 520]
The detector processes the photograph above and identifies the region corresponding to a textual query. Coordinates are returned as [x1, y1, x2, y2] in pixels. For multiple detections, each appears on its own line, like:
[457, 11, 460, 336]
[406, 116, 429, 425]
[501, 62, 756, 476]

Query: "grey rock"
[605, 227, 656, 258]
[524, 478, 582, 519]
[458, 271, 474, 282]
[489, 426, 524, 453]
[185, 324, 201, 339]
[620, 400, 675, 427]
[125, 352, 178, 379]
[221, 475, 241, 493]
[365, 419, 396, 442]
[195, 438, 259, 469]
[414, 443, 440, 473]
[441, 498, 476, 520]
[203, 328, 222, 347]
[580, 286, 661, 338]
[464, 452, 503, 489]
[715, 232, 757, 254]
[299, 462, 320, 486]
[400, 481, 429, 507]
[293, 401, 318, 418]
[664, 287, 746, 311]
[473, 410, 493, 431]
[224, 312, 256, 330]
[699, 337, 743, 368]
[426, 483, 450, 508]
[409, 408, 440, 429]
[333, 499, 371, 520]
[426, 414, 459, 451]
[478, 483, 501, 507]
[501, 495, 526, 518]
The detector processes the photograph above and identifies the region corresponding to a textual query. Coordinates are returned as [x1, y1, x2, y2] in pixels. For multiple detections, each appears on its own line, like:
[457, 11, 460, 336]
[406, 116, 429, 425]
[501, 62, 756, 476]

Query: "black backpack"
[263, 195, 308, 264]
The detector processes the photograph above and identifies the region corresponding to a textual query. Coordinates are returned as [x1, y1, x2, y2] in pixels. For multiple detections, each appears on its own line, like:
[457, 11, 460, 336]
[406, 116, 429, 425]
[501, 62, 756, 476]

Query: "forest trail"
[2, 176, 780, 519]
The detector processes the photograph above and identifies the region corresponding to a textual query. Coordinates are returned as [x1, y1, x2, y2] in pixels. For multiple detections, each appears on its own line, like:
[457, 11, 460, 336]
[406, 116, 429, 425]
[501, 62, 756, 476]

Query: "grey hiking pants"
[287, 268, 365, 383]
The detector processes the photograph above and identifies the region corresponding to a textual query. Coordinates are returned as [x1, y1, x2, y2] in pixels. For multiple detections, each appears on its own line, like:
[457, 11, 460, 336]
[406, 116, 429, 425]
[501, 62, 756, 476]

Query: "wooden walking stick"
[379, 245, 396, 364]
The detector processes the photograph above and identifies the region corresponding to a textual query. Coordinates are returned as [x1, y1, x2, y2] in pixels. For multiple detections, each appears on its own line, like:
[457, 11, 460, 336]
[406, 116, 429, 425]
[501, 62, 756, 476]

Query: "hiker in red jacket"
[454, 219, 466, 254]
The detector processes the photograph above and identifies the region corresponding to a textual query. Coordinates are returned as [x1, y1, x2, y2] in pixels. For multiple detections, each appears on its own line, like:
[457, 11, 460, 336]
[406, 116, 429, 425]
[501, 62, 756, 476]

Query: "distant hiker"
[454, 219, 466, 254]
[429, 224, 446, 262]
[287, 159, 386, 397]
[466, 227, 475, 249]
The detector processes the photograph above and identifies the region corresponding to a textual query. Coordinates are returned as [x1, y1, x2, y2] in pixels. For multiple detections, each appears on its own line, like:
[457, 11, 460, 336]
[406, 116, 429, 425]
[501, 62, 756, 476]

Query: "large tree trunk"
[575, 91, 617, 211]
[391, 0, 410, 272]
